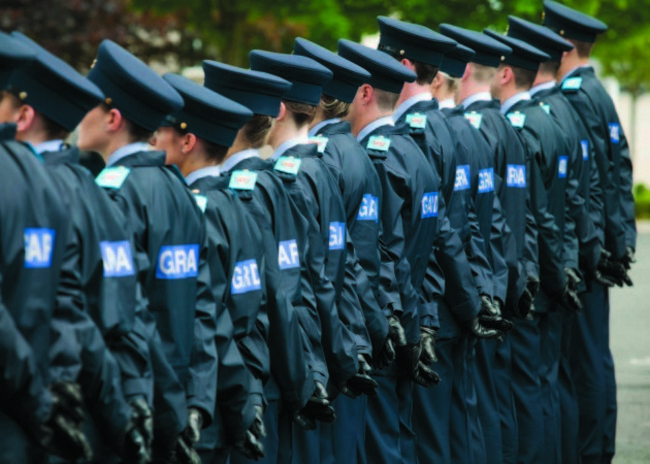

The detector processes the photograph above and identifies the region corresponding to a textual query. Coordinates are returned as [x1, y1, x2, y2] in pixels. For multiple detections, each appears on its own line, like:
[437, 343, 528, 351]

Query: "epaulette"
[229, 169, 258, 190]
[274, 156, 302, 175]
[464, 111, 482, 130]
[193, 194, 208, 213]
[96, 166, 131, 189]
[539, 102, 551, 115]
[406, 112, 427, 130]
[366, 135, 391, 152]
[561, 77, 582, 92]
[506, 111, 526, 130]
[309, 136, 329, 154]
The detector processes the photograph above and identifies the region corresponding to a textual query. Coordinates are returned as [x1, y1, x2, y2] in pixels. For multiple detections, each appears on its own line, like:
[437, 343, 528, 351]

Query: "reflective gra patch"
[231, 259, 262, 295]
[100, 240, 135, 277]
[357, 194, 379, 222]
[506, 164, 526, 188]
[421, 192, 439, 219]
[581, 140, 589, 161]
[329, 222, 346, 250]
[156, 244, 199, 279]
[609, 123, 620, 144]
[454, 165, 471, 191]
[278, 239, 300, 270]
[558, 156, 568, 178]
[24, 228, 55, 268]
[478, 168, 495, 193]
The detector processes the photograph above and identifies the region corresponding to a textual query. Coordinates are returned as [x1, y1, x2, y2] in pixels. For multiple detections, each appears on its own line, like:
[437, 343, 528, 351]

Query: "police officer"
[77, 40, 219, 463]
[291, 37, 396, 464]
[0, 32, 92, 463]
[338, 38, 444, 464]
[3, 32, 155, 463]
[487, 29, 581, 463]
[201, 60, 339, 463]
[440, 24, 539, 464]
[152, 73, 271, 464]
[542, 2, 636, 462]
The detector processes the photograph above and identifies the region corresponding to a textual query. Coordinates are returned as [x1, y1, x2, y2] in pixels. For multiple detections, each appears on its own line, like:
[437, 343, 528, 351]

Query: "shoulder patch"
[367, 135, 391, 152]
[608, 123, 620, 144]
[506, 112, 526, 129]
[464, 112, 482, 130]
[562, 77, 583, 92]
[540, 103, 551, 115]
[193, 194, 208, 213]
[309, 136, 329, 153]
[274, 156, 302, 175]
[96, 166, 131, 189]
[229, 170, 258, 190]
[406, 112, 427, 129]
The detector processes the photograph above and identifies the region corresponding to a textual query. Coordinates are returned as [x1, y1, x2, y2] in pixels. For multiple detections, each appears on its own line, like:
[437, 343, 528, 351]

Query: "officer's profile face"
[0, 91, 21, 124]
[77, 105, 110, 154]
[151, 126, 183, 165]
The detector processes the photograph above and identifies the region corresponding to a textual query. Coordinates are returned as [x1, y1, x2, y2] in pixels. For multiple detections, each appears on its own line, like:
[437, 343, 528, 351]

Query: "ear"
[276, 102, 287, 122]
[16, 104, 36, 132]
[502, 66, 514, 86]
[106, 108, 125, 133]
[360, 84, 373, 106]
[431, 72, 444, 90]
[181, 132, 198, 154]
[400, 58, 415, 71]
[461, 63, 471, 82]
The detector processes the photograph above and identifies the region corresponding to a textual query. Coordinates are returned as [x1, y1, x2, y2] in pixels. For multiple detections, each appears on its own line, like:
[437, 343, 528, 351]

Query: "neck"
[310, 106, 327, 129]
[15, 128, 51, 146]
[179, 151, 215, 178]
[225, 133, 253, 160]
[458, 80, 490, 103]
[558, 53, 588, 81]
[532, 73, 556, 87]
[269, 120, 308, 150]
[497, 84, 525, 105]
[350, 106, 391, 137]
[102, 131, 139, 161]
[396, 82, 431, 111]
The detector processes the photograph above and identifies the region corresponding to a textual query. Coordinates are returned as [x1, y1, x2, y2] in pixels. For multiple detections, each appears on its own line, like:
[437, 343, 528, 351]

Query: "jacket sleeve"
[561, 134, 581, 271]
[583, 140, 605, 272]
[565, 91, 627, 260]
[617, 121, 637, 250]
[489, 193, 513, 305]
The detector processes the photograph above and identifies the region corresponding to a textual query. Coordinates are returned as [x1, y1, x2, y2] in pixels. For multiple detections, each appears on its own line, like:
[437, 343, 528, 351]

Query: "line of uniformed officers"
[0, 1, 636, 463]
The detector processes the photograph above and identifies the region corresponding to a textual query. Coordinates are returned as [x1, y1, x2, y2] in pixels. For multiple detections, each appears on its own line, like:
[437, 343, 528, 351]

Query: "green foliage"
[634, 183, 650, 219]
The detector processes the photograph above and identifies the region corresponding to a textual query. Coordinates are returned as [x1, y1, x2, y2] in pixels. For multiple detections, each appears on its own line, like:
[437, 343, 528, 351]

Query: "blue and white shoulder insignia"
[506, 112, 526, 129]
[562, 77, 583, 92]
[96, 166, 131, 189]
[406, 113, 427, 129]
[274, 156, 302, 175]
[464, 111, 482, 130]
[367, 135, 391, 152]
[229, 170, 258, 190]
[309, 136, 329, 153]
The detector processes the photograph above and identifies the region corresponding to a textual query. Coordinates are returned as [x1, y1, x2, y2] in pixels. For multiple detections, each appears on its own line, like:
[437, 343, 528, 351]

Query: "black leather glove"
[295, 381, 335, 428]
[419, 327, 437, 365]
[340, 355, 378, 398]
[184, 407, 203, 446]
[387, 315, 407, 348]
[233, 405, 265, 461]
[373, 333, 396, 370]
[593, 250, 617, 287]
[621, 246, 636, 270]
[397, 343, 441, 388]
[560, 283, 582, 313]
[517, 277, 540, 319]
[565, 268, 582, 293]
[37, 381, 93, 462]
[478, 296, 514, 333]
[601, 254, 633, 287]
[464, 317, 503, 340]
[166, 432, 201, 464]
[122, 397, 153, 464]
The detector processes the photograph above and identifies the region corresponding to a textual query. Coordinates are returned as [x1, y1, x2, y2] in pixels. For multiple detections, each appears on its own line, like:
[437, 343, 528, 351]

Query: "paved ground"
[610, 227, 650, 462]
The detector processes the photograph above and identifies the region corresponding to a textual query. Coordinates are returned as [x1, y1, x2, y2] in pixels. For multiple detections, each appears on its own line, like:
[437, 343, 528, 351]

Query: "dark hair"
[510, 65, 537, 89]
[242, 114, 274, 148]
[171, 126, 228, 163]
[413, 60, 440, 85]
[320, 94, 351, 120]
[539, 60, 561, 76]
[374, 88, 400, 111]
[284, 100, 317, 128]
[100, 102, 153, 143]
[42, 115, 70, 141]
[571, 39, 594, 59]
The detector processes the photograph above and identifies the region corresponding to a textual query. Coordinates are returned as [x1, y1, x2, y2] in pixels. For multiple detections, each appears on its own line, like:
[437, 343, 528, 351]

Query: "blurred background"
[3, 0, 650, 461]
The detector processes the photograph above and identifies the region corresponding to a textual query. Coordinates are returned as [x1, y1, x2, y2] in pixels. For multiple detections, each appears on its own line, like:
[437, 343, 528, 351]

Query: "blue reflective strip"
[24, 228, 55, 268]
[478, 168, 495, 193]
[155, 244, 199, 279]
[231, 259, 262, 295]
[506, 164, 526, 188]
[421, 192, 439, 218]
[329, 222, 346, 250]
[278, 239, 300, 270]
[357, 194, 379, 222]
[454, 165, 471, 191]
[581, 140, 589, 161]
[609, 123, 620, 144]
[100, 240, 135, 277]
[558, 156, 568, 178]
